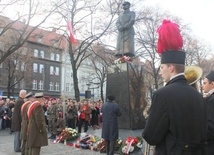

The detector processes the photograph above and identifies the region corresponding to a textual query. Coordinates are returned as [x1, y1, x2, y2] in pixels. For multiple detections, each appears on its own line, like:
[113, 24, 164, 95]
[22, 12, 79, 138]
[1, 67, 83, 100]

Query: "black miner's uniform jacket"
[143, 75, 206, 155]
[204, 92, 214, 155]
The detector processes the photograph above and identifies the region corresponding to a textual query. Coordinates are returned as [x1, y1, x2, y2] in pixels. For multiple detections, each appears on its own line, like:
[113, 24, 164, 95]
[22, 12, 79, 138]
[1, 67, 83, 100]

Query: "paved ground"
[0, 127, 145, 155]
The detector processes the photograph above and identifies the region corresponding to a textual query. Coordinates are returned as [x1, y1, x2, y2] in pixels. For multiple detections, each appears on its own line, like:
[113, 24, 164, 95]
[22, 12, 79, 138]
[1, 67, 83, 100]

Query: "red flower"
[75, 143, 80, 148]
[127, 137, 133, 142]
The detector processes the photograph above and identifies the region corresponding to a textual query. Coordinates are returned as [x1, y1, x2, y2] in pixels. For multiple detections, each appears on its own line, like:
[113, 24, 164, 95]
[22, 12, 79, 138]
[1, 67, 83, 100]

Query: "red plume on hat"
[157, 19, 183, 54]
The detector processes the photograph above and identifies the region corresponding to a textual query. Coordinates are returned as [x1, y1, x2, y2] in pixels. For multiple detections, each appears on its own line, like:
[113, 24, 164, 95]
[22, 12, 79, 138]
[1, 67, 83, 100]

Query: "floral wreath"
[121, 136, 143, 154]
[54, 128, 79, 143]
[53, 129, 143, 155]
[114, 55, 132, 64]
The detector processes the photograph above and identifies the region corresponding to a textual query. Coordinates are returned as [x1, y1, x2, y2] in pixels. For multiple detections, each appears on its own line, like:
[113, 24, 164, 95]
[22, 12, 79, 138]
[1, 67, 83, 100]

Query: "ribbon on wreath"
[125, 138, 134, 154]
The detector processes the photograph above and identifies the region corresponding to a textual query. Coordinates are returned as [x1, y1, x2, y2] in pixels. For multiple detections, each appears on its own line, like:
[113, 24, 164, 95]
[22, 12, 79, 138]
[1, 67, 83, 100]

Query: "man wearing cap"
[20, 92, 35, 155]
[202, 71, 214, 155]
[143, 20, 206, 155]
[47, 98, 59, 139]
[27, 92, 48, 155]
[115, 1, 135, 58]
[101, 95, 122, 155]
[11, 89, 27, 152]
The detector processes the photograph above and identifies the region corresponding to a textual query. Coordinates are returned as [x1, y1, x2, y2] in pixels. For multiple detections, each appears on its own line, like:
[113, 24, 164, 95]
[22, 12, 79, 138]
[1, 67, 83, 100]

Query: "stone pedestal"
[106, 63, 146, 130]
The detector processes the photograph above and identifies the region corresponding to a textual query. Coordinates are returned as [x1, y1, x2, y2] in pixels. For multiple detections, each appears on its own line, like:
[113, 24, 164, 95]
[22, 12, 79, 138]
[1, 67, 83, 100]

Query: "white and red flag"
[67, 13, 75, 44]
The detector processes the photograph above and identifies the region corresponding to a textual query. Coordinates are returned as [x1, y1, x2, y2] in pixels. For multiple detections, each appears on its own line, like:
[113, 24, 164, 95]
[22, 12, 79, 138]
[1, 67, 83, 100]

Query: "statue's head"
[122, 1, 131, 7]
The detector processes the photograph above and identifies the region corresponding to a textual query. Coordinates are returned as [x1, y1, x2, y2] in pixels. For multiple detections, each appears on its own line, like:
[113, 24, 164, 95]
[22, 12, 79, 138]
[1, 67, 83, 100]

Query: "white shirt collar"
[208, 89, 214, 95]
[170, 73, 184, 80]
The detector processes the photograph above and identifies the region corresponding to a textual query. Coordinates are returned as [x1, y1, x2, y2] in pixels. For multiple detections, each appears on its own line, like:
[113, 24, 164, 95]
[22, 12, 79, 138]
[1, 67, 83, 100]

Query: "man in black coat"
[202, 71, 214, 155]
[101, 95, 122, 155]
[11, 89, 26, 153]
[142, 20, 206, 155]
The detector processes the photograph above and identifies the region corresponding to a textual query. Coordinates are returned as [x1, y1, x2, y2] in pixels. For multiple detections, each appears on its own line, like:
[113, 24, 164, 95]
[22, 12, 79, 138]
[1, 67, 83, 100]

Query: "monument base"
[106, 63, 146, 130]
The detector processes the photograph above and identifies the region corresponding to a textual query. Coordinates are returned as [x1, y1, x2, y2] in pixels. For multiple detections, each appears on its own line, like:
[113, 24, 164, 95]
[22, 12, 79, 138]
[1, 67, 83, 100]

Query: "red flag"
[67, 13, 75, 44]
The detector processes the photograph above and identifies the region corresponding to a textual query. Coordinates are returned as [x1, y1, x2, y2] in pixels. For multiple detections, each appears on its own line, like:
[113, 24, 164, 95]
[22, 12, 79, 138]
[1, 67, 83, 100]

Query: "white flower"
[118, 139, 123, 144]
[122, 146, 128, 153]
[129, 146, 134, 152]
[136, 142, 143, 148]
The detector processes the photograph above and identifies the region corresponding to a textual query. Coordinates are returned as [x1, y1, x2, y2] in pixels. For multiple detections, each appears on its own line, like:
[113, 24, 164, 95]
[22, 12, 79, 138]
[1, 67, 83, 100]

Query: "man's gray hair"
[19, 89, 27, 96]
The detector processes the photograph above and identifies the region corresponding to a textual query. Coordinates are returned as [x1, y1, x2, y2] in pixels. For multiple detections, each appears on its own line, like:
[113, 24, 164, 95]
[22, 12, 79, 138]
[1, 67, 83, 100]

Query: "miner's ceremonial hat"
[157, 19, 185, 65]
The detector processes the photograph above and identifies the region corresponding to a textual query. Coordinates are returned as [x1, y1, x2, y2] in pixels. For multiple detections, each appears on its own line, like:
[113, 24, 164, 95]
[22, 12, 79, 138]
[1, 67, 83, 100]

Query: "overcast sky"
[139, 0, 214, 47]
[2, 0, 214, 48]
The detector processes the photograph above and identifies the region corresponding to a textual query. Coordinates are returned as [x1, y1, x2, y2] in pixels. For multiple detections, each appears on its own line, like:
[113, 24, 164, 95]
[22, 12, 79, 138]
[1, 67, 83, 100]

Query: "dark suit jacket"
[11, 97, 24, 131]
[143, 75, 206, 155]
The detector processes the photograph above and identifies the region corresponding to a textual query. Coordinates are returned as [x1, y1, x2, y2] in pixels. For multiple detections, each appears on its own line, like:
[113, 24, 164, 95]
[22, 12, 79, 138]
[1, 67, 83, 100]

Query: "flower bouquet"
[95, 138, 106, 153]
[114, 55, 132, 64]
[92, 137, 123, 153]
[120, 136, 143, 154]
[54, 128, 79, 143]
[75, 134, 101, 150]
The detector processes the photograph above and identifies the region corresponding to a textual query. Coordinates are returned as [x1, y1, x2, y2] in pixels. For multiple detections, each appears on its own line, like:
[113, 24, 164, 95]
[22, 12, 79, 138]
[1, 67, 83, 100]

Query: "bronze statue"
[116, 1, 135, 58]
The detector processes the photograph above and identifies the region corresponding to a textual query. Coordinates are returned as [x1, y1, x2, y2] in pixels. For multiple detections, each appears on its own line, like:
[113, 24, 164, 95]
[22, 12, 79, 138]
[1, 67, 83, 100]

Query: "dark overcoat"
[91, 107, 100, 126]
[143, 75, 206, 155]
[27, 103, 48, 147]
[204, 92, 214, 155]
[11, 97, 24, 131]
[101, 101, 122, 141]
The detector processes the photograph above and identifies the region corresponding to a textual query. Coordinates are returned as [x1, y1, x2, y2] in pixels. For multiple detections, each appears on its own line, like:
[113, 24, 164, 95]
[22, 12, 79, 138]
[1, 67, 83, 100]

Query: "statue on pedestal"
[115, 1, 135, 58]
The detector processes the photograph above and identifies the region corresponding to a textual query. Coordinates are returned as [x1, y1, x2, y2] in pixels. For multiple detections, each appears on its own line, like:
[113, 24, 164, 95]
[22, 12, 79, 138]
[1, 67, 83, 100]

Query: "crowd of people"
[0, 97, 15, 132]
[0, 90, 105, 155]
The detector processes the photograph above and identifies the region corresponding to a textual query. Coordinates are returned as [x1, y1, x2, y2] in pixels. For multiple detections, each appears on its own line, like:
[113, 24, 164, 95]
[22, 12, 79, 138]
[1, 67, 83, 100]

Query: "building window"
[49, 81, 54, 91]
[40, 50, 45, 58]
[56, 54, 60, 61]
[55, 82, 59, 91]
[34, 49, 39, 57]
[50, 66, 54, 75]
[39, 64, 44, 73]
[38, 36, 43, 43]
[33, 63, 38, 72]
[0, 28, 3, 34]
[14, 78, 18, 88]
[14, 60, 19, 70]
[70, 83, 73, 92]
[21, 62, 25, 71]
[21, 47, 27, 55]
[38, 80, 44, 90]
[50, 53, 55, 61]
[55, 67, 59, 75]
[66, 55, 70, 63]
[66, 83, 69, 92]
[0, 42, 4, 51]
[0, 63, 2, 68]
[20, 79, 25, 89]
[32, 80, 37, 90]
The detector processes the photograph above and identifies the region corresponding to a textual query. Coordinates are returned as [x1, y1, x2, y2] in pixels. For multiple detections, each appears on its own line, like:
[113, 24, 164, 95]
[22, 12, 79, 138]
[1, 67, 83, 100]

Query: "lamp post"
[86, 82, 100, 101]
